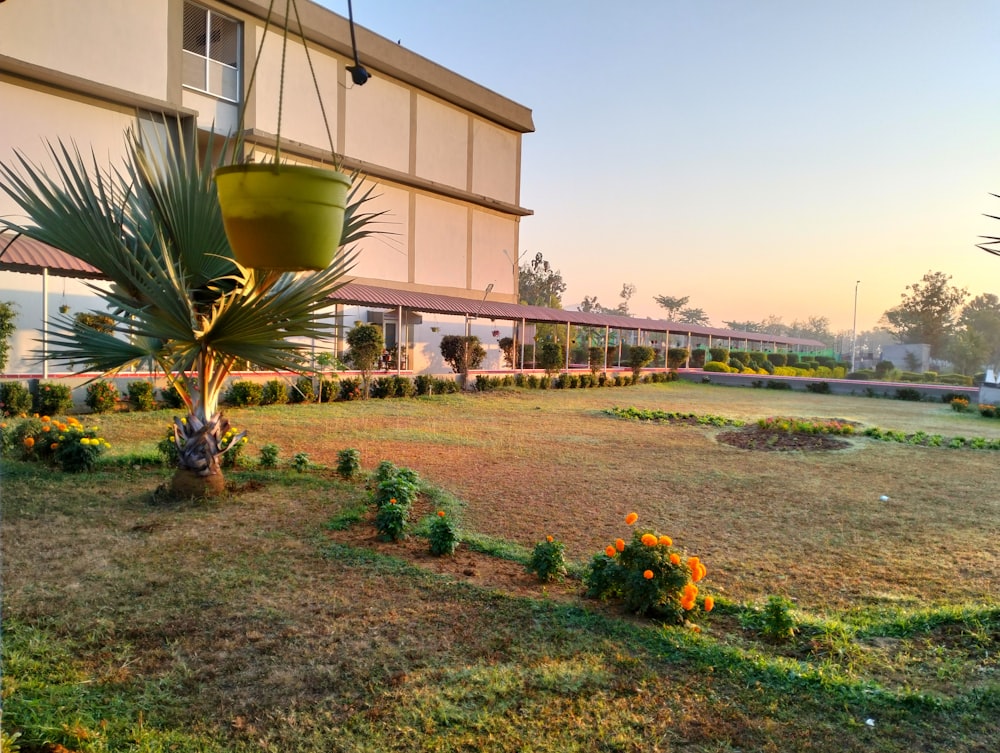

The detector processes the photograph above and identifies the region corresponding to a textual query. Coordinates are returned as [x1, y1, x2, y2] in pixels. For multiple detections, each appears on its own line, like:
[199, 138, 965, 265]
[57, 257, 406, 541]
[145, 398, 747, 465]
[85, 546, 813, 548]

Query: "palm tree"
[0, 126, 380, 496]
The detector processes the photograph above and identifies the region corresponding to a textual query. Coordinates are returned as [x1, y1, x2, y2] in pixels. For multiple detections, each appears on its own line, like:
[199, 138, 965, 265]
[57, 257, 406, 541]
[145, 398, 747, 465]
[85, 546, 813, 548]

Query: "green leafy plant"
[428, 510, 459, 555]
[628, 345, 655, 381]
[226, 380, 264, 407]
[346, 323, 384, 398]
[743, 595, 798, 644]
[84, 379, 119, 413]
[259, 442, 280, 469]
[290, 375, 315, 403]
[127, 380, 156, 411]
[292, 452, 310, 472]
[336, 448, 361, 480]
[526, 535, 568, 582]
[10, 415, 109, 472]
[261, 379, 288, 405]
[34, 382, 73, 416]
[440, 334, 486, 375]
[0, 300, 17, 373]
[584, 511, 712, 623]
[0, 381, 33, 417]
[951, 397, 970, 412]
[375, 498, 409, 541]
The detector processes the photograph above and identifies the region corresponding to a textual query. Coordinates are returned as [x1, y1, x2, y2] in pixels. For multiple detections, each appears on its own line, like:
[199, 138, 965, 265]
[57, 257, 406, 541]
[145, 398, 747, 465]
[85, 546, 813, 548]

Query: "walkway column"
[685, 332, 692, 368]
[565, 320, 571, 371]
[604, 325, 609, 372]
[396, 305, 403, 375]
[520, 318, 526, 372]
[42, 268, 49, 379]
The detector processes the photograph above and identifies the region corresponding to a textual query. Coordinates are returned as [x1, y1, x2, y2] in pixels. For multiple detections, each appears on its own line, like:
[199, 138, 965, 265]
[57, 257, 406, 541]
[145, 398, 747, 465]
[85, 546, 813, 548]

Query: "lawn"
[2, 381, 997, 752]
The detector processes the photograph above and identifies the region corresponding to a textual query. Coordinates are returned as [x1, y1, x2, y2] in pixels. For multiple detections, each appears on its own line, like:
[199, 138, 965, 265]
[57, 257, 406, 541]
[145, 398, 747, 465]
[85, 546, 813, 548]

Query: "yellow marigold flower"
[670, 552, 681, 565]
[605, 545, 617, 557]
[437, 510, 446, 517]
[80, 438, 89, 445]
[615, 538, 625, 552]
[641, 533, 658, 547]
[659, 535, 672, 547]
[643, 569, 654, 580]
[703, 596, 715, 612]
[23, 437, 35, 448]
[625, 512, 638, 525]
[546, 535, 554, 543]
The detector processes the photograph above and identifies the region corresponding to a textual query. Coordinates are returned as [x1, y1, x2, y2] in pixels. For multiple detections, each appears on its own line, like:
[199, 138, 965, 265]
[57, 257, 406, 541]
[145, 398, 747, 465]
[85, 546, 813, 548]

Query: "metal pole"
[851, 280, 860, 372]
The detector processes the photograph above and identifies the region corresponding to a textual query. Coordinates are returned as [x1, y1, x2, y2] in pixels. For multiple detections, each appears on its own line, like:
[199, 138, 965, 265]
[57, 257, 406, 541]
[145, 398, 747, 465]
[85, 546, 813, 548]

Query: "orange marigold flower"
[41, 416, 51, 422]
[50, 443, 58, 450]
[437, 510, 446, 517]
[23, 437, 34, 448]
[643, 569, 654, 580]
[389, 498, 397, 505]
[681, 598, 695, 611]
[703, 596, 715, 612]
[641, 533, 658, 547]
[42, 425, 50, 431]
[605, 545, 617, 557]
[625, 512, 638, 525]
[682, 583, 698, 600]
[546, 535, 554, 543]
[696, 563, 707, 582]
[615, 538, 626, 552]
[670, 552, 681, 565]
[659, 535, 672, 547]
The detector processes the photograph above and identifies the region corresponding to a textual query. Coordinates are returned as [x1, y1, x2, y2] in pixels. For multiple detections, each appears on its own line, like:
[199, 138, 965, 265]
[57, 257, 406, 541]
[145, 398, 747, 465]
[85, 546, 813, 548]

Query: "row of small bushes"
[847, 368, 973, 386]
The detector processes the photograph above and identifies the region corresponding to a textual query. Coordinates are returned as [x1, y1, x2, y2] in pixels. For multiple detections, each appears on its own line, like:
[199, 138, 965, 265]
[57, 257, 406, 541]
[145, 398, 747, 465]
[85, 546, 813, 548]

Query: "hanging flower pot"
[214, 164, 351, 271]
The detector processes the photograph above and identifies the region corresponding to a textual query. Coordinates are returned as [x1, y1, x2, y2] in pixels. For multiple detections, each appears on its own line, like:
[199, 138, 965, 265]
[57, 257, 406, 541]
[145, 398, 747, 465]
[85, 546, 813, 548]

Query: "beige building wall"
[414, 196, 468, 289]
[415, 95, 469, 190]
[344, 73, 410, 173]
[472, 119, 519, 206]
[0, 0, 171, 102]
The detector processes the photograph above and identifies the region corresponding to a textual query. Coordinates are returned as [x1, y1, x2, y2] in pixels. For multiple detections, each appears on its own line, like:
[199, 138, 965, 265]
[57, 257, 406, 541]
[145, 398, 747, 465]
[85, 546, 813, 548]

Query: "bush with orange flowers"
[584, 511, 713, 623]
[526, 535, 567, 582]
[428, 510, 459, 556]
[3, 415, 109, 472]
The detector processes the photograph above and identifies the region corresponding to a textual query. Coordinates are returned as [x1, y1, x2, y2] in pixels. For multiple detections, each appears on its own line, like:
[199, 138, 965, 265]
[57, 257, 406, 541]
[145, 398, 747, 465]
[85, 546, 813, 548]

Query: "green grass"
[2, 382, 998, 751]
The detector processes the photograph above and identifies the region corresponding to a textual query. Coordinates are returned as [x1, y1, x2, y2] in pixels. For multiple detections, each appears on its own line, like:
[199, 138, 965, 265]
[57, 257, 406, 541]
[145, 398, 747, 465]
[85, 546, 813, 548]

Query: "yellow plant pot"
[214, 164, 351, 271]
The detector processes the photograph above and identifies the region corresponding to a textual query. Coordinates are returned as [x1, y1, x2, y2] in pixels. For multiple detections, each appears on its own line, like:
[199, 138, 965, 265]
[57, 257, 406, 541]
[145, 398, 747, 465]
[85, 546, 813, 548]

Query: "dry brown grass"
[2, 381, 998, 751]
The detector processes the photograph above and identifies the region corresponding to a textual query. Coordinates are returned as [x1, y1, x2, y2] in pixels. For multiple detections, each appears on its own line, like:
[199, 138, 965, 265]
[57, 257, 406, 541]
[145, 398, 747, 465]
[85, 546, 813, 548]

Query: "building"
[0, 0, 826, 382]
[0, 0, 533, 375]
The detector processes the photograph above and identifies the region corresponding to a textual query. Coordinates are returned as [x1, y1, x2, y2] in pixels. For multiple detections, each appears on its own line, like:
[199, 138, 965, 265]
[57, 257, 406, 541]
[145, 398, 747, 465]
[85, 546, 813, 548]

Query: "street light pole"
[851, 280, 860, 372]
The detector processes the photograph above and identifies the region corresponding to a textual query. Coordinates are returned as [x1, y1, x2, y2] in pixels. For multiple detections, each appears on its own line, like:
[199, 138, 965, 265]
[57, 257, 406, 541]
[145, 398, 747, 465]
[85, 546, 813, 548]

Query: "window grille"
[182, 1, 240, 102]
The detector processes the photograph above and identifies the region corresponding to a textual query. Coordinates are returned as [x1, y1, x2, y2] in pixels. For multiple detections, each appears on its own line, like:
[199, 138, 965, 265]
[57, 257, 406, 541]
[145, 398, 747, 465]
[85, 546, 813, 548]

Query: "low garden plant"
[584, 511, 713, 624]
[84, 379, 119, 413]
[336, 448, 361, 480]
[428, 510, 459, 555]
[526, 535, 568, 582]
[1, 414, 110, 472]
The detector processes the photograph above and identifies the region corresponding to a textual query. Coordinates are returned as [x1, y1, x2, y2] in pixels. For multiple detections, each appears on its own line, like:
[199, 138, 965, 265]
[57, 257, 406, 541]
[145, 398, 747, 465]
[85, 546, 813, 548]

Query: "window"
[182, 2, 240, 102]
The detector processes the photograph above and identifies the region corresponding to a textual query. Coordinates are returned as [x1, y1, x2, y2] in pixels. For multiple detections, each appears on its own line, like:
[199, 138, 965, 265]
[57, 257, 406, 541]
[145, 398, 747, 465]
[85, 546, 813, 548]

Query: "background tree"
[879, 271, 967, 358]
[946, 328, 990, 376]
[518, 252, 565, 308]
[653, 294, 689, 320]
[345, 323, 384, 399]
[519, 252, 566, 346]
[678, 307, 710, 325]
[958, 293, 1000, 368]
[786, 316, 833, 346]
[0, 300, 16, 372]
[723, 319, 762, 333]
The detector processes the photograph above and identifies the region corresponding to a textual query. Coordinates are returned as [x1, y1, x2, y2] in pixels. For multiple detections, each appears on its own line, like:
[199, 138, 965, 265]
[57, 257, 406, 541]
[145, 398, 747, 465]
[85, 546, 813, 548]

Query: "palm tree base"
[170, 468, 227, 500]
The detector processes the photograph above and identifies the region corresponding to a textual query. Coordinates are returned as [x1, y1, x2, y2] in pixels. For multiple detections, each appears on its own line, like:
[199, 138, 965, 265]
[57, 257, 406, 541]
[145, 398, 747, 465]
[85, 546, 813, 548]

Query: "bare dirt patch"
[716, 426, 852, 452]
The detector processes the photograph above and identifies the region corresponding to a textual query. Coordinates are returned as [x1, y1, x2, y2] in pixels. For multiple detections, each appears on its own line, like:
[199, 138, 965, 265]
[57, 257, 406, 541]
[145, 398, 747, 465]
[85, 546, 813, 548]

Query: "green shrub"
[702, 360, 730, 373]
[261, 379, 288, 405]
[708, 347, 729, 363]
[666, 347, 689, 368]
[875, 360, 895, 378]
[588, 346, 605, 374]
[390, 375, 416, 398]
[292, 452, 310, 472]
[259, 442, 280, 469]
[537, 341, 563, 375]
[336, 448, 361, 480]
[728, 357, 745, 371]
[897, 371, 923, 383]
[806, 381, 831, 394]
[433, 377, 459, 394]
[375, 499, 409, 542]
[0, 381, 33, 416]
[226, 380, 263, 407]
[160, 383, 186, 409]
[220, 427, 248, 469]
[766, 353, 787, 367]
[951, 397, 970, 412]
[526, 536, 568, 582]
[288, 376, 314, 403]
[628, 345, 655, 381]
[765, 380, 792, 390]
[846, 369, 875, 380]
[414, 374, 434, 395]
[85, 379, 119, 413]
[428, 511, 459, 556]
[338, 377, 363, 401]
[53, 420, 110, 472]
[784, 352, 800, 367]
[34, 382, 73, 416]
[10, 415, 108, 471]
[895, 387, 922, 402]
[127, 381, 156, 411]
[939, 373, 974, 386]
[688, 348, 707, 369]
[373, 465, 421, 509]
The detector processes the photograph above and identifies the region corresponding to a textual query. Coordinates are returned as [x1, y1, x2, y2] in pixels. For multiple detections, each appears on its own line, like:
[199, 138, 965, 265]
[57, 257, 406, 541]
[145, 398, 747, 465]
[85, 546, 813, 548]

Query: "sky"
[319, 0, 1000, 334]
